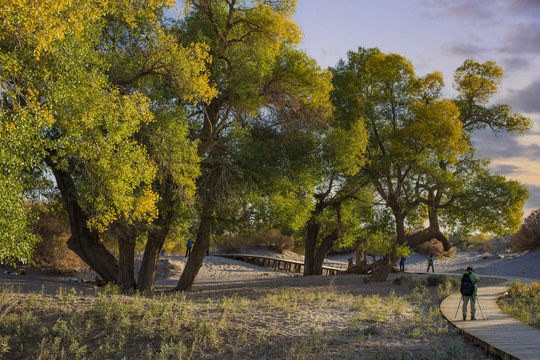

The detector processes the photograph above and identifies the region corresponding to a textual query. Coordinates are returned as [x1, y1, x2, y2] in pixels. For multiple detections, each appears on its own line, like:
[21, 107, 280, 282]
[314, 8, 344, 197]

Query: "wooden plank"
[441, 280, 540, 360]
[215, 254, 346, 275]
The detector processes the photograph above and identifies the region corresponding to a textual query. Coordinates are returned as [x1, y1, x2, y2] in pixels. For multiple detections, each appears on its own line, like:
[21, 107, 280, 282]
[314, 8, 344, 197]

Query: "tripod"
[454, 295, 485, 320]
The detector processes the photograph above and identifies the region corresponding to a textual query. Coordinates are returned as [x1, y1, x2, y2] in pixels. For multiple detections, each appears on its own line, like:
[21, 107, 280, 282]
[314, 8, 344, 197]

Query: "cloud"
[472, 131, 519, 159]
[501, 56, 532, 74]
[472, 130, 540, 161]
[503, 0, 540, 17]
[446, 43, 486, 57]
[504, 80, 540, 114]
[420, 0, 497, 21]
[421, 0, 540, 21]
[421, 0, 540, 60]
[525, 184, 540, 213]
[490, 163, 524, 175]
[501, 22, 540, 55]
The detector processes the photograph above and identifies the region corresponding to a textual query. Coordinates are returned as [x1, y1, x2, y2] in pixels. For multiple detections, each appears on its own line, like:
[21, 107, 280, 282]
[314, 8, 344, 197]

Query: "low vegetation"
[498, 280, 540, 329]
[511, 209, 540, 251]
[0, 277, 489, 360]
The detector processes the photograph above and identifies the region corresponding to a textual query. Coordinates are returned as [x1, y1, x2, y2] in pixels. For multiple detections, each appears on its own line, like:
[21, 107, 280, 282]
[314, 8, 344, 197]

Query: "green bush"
[393, 275, 412, 286]
[425, 274, 454, 287]
[511, 208, 540, 251]
[499, 281, 540, 328]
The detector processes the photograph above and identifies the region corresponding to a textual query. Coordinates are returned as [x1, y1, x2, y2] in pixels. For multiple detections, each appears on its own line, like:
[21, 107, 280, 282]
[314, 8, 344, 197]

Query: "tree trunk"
[117, 234, 136, 290]
[66, 232, 118, 283]
[48, 158, 118, 283]
[306, 229, 339, 275]
[371, 255, 395, 282]
[136, 186, 175, 292]
[175, 215, 212, 291]
[370, 209, 404, 282]
[304, 202, 342, 276]
[303, 220, 320, 275]
[137, 225, 170, 292]
[405, 205, 450, 251]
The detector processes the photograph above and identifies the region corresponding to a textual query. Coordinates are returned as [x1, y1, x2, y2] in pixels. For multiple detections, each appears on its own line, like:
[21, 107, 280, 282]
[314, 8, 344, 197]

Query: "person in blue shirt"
[185, 240, 194, 257]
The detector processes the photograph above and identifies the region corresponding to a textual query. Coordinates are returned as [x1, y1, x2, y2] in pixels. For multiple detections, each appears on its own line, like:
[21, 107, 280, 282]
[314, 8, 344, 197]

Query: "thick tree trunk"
[117, 235, 136, 290]
[370, 209, 404, 282]
[405, 205, 450, 251]
[303, 220, 320, 275]
[175, 215, 212, 291]
[48, 159, 118, 283]
[305, 229, 339, 275]
[371, 255, 396, 282]
[136, 187, 175, 292]
[304, 202, 342, 276]
[137, 225, 170, 292]
[66, 233, 118, 283]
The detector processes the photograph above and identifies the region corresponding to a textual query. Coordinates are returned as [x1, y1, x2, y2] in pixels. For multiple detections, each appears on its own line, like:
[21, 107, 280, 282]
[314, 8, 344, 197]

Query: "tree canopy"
[0, 0, 213, 275]
[330, 48, 530, 281]
[0, 1, 532, 289]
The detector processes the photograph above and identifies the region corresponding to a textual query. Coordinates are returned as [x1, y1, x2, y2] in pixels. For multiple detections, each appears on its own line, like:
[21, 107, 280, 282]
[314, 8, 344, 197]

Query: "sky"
[292, 0, 540, 216]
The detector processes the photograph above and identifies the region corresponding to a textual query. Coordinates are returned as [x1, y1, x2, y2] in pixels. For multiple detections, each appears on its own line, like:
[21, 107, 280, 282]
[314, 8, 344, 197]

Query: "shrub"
[414, 239, 444, 257]
[512, 208, 540, 251]
[393, 275, 412, 286]
[499, 281, 540, 328]
[425, 274, 454, 288]
[214, 229, 294, 253]
[466, 234, 494, 252]
[30, 202, 89, 274]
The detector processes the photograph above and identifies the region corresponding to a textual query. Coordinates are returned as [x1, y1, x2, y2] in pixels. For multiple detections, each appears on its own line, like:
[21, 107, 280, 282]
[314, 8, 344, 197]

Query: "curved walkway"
[440, 277, 540, 360]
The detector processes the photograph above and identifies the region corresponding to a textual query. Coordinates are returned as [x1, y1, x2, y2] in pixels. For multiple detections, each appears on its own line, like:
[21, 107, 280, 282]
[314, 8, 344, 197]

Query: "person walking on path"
[460, 266, 480, 320]
[426, 254, 435, 272]
[399, 256, 406, 272]
[185, 240, 194, 257]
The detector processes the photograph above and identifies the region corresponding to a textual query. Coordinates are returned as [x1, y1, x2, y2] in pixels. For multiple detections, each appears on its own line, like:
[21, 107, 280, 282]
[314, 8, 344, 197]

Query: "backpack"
[460, 272, 475, 296]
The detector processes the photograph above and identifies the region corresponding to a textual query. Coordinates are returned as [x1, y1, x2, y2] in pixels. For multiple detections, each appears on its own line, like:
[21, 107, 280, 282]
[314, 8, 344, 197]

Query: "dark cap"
[467, 266, 473, 271]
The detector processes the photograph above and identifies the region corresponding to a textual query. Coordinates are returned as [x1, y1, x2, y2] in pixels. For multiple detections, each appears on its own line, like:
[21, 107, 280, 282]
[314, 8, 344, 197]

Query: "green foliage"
[0, 0, 214, 265]
[445, 171, 529, 235]
[465, 234, 493, 252]
[393, 275, 416, 286]
[454, 59, 531, 134]
[330, 47, 530, 276]
[512, 208, 540, 251]
[425, 274, 456, 288]
[499, 281, 540, 329]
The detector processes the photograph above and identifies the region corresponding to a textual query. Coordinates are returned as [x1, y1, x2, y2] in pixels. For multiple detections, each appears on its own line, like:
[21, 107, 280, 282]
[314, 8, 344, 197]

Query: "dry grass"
[0, 273, 495, 360]
[498, 280, 540, 329]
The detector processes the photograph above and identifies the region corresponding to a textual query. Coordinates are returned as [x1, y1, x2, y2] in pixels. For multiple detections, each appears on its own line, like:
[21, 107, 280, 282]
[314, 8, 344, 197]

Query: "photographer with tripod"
[460, 266, 480, 320]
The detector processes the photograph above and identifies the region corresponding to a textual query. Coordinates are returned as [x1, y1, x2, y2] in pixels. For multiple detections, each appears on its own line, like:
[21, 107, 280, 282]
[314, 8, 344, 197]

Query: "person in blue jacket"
[185, 240, 194, 257]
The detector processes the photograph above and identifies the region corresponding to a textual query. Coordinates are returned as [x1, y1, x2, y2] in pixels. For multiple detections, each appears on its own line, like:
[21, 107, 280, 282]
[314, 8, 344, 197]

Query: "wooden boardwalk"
[215, 254, 346, 275]
[440, 279, 540, 360]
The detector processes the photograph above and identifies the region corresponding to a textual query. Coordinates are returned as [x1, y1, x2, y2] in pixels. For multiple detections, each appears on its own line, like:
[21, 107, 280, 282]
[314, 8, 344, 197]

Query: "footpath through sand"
[440, 276, 540, 360]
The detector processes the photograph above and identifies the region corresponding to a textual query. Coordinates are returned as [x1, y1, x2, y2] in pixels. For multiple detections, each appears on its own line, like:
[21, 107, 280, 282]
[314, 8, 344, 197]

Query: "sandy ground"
[158, 247, 540, 285]
[145, 247, 540, 291]
[1, 248, 539, 295]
